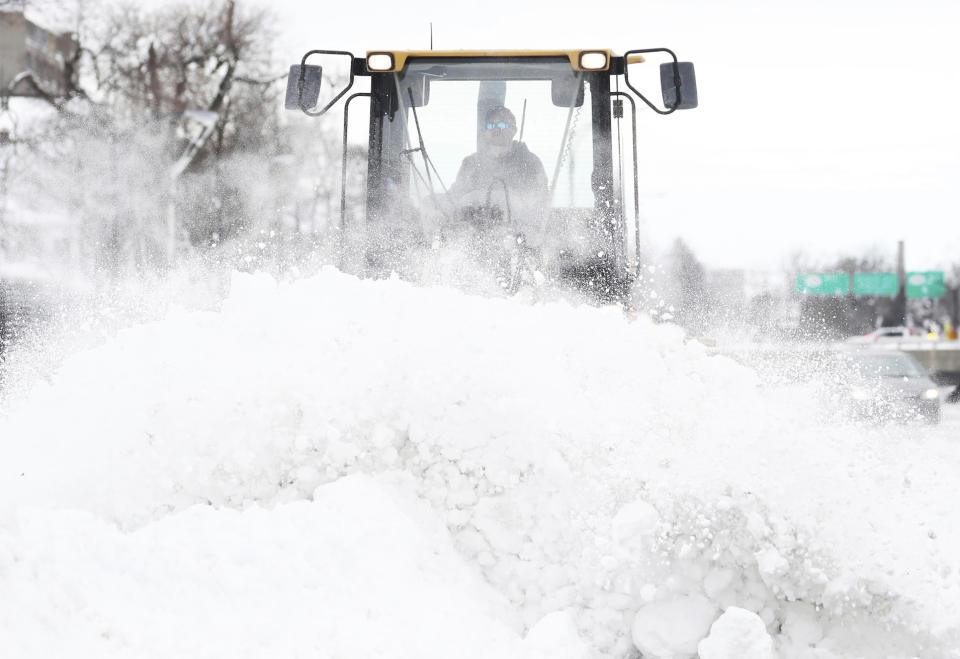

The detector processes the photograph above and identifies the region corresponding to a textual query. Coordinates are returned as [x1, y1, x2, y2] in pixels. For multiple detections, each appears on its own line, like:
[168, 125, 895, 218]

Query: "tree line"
[2, 0, 347, 283]
[653, 239, 960, 340]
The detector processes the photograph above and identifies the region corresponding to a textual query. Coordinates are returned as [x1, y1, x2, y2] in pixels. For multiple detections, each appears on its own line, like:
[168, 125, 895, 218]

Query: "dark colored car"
[828, 350, 941, 424]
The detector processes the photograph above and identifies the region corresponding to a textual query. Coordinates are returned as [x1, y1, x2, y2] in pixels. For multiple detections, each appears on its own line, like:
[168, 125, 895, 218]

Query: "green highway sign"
[796, 273, 849, 295]
[905, 271, 945, 299]
[853, 273, 899, 296]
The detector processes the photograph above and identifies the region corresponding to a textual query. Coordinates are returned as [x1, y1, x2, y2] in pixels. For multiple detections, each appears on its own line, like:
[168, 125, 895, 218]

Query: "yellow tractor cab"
[285, 48, 697, 303]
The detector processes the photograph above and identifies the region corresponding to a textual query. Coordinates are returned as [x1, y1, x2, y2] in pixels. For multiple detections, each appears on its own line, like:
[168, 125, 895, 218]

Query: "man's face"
[483, 113, 517, 148]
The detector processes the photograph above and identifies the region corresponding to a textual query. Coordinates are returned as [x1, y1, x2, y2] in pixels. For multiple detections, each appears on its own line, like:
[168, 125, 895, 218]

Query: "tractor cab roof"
[361, 49, 643, 74]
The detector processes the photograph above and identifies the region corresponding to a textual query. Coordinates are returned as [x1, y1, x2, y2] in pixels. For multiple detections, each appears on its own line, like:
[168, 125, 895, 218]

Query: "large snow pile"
[1, 269, 958, 658]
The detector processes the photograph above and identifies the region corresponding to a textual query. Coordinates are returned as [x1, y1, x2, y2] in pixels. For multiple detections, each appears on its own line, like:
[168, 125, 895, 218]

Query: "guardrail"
[870, 341, 960, 380]
[709, 339, 960, 386]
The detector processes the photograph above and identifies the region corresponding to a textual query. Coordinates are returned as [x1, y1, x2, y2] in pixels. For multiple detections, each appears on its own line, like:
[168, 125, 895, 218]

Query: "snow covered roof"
[0, 96, 57, 138]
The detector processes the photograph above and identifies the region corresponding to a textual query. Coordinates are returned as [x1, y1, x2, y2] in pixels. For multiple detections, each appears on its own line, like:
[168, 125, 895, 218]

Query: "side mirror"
[551, 76, 584, 108]
[284, 64, 323, 111]
[659, 62, 697, 110]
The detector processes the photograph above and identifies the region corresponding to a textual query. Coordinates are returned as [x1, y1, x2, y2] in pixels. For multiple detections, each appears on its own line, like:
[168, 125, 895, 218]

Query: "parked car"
[826, 349, 941, 424]
[948, 384, 960, 404]
[845, 326, 920, 344]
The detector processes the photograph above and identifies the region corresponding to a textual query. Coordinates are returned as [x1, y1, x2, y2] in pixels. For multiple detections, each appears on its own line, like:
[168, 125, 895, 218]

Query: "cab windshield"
[370, 57, 612, 250]
[391, 58, 595, 211]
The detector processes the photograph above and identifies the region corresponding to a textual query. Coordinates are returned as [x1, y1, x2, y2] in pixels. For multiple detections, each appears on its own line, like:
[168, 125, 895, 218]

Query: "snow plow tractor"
[285, 48, 697, 303]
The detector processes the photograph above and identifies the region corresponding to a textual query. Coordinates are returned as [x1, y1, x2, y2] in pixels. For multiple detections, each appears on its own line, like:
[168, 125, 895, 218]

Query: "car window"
[846, 353, 926, 378]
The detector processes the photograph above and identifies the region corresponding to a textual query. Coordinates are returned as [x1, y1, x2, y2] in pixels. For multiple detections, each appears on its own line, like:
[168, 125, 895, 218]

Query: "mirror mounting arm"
[298, 49, 357, 117]
[610, 91, 641, 276]
[622, 47, 680, 115]
[339, 92, 372, 262]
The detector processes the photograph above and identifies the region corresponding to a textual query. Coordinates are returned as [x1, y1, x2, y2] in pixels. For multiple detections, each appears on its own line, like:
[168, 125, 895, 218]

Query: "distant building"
[703, 268, 800, 334]
[705, 268, 747, 324]
[706, 269, 747, 307]
[0, 10, 76, 98]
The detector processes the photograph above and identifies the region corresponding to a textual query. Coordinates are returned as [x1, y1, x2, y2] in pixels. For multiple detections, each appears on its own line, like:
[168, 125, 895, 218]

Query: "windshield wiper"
[406, 87, 448, 195]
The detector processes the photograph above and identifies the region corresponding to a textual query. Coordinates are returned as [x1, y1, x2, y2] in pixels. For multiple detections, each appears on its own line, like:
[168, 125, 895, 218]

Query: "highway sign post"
[905, 271, 945, 299]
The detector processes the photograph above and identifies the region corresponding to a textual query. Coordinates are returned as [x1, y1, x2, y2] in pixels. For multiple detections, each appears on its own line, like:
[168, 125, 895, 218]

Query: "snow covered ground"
[1, 269, 958, 658]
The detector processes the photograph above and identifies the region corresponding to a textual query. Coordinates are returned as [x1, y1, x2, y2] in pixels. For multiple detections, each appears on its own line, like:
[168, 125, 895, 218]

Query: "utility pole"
[0, 90, 12, 258]
[0, 130, 8, 253]
[893, 240, 907, 326]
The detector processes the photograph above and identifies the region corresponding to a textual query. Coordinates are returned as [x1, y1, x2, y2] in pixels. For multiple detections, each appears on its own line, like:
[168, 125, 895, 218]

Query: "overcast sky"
[272, 0, 960, 271]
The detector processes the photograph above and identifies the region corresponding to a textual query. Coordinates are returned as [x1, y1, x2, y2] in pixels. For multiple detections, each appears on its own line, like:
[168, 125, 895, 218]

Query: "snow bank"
[1, 269, 958, 657]
[1, 474, 528, 657]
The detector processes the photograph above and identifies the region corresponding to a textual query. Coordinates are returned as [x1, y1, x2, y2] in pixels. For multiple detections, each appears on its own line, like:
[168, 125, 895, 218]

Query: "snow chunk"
[522, 610, 592, 659]
[612, 499, 660, 548]
[703, 568, 736, 600]
[698, 607, 775, 659]
[756, 546, 789, 578]
[780, 601, 824, 648]
[631, 593, 716, 657]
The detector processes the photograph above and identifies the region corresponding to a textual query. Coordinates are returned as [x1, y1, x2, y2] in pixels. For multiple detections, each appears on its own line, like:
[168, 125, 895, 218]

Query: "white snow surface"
[1, 268, 959, 658]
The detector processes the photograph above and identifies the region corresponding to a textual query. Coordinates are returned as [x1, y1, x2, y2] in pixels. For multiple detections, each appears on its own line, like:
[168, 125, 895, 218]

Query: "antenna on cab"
[519, 99, 527, 142]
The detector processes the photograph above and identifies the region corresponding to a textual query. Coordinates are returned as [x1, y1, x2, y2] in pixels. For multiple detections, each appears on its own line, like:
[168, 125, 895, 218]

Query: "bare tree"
[90, 0, 280, 154]
[666, 238, 709, 333]
[8, 0, 351, 283]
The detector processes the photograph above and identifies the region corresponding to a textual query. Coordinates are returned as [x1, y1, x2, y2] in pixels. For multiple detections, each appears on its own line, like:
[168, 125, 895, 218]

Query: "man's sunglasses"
[485, 121, 513, 131]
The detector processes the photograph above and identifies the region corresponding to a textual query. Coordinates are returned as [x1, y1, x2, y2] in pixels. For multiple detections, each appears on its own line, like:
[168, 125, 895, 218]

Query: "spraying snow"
[1, 268, 958, 658]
